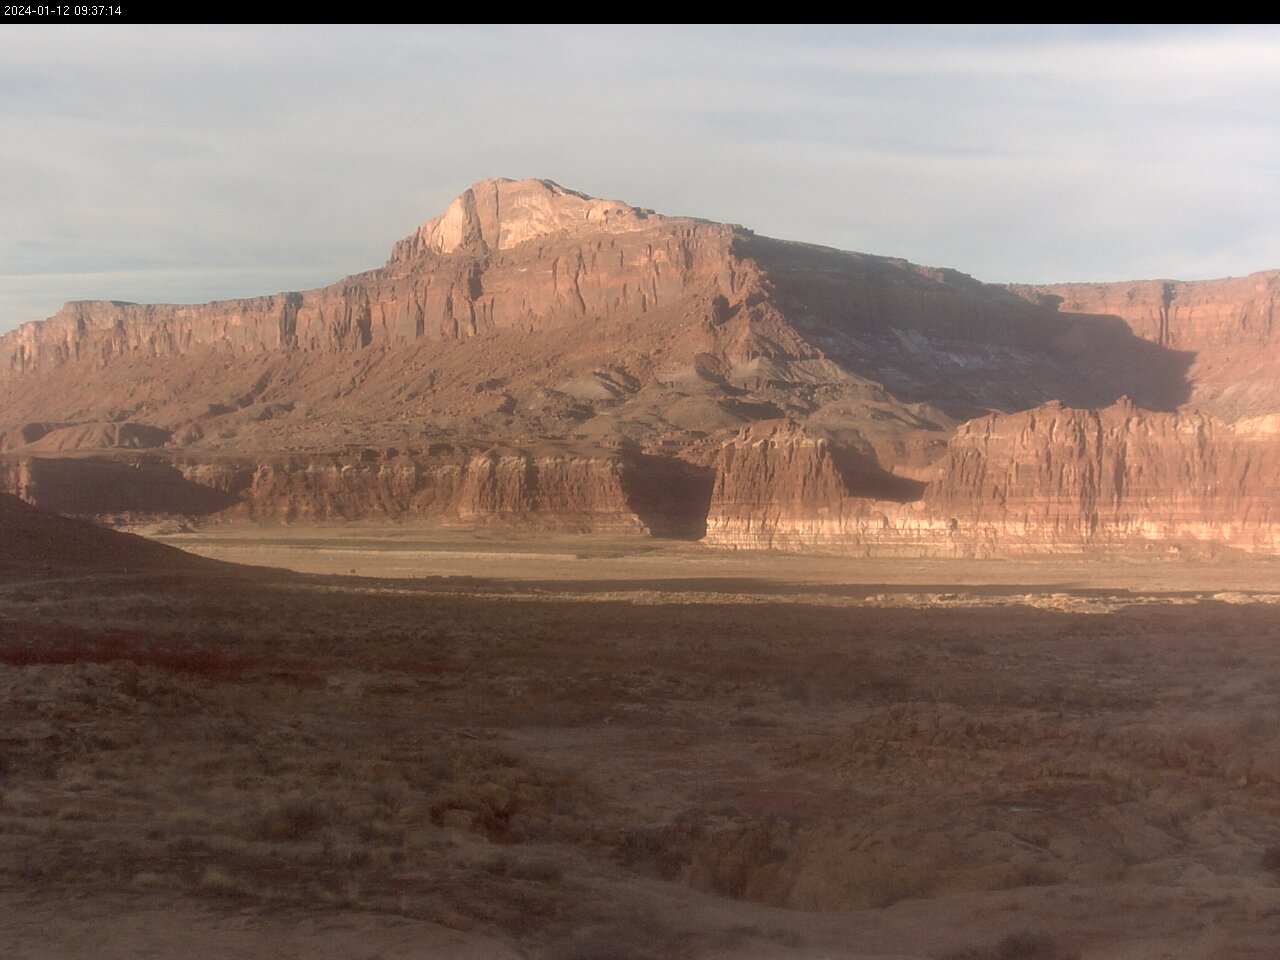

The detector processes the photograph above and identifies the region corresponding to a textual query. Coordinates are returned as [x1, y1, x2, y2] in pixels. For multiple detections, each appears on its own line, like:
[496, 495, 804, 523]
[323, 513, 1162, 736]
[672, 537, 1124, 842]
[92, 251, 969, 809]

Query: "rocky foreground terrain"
[5, 494, 1280, 959]
[5, 178, 1280, 555]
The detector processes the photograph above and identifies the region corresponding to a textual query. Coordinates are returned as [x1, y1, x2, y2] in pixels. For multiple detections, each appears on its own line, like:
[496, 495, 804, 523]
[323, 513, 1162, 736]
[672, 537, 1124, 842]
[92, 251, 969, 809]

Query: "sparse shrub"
[16, 853, 45, 883]
[548, 924, 655, 960]
[484, 851, 564, 883]
[18, 742, 62, 781]
[938, 929, 1075, 960]
[250, 797, 328, 842]
[780, 677, 812, 703]
[995, 930, 1065, 960]
[1262, 845, 1280, 874]
[1098, 647, 1133, 665]
[617, 824, 690, 879]
[860, 666, 910, 701]
[992, 861, 1064, 890]
[216, 718, 256, 745]
[370, 779, 407, 810]
[355, 819, 405, 847]
[129, 871, 165, 889]
[515, 856, 565, 883]
[865, 872, 931, 908]
[199, 866, 249, 898]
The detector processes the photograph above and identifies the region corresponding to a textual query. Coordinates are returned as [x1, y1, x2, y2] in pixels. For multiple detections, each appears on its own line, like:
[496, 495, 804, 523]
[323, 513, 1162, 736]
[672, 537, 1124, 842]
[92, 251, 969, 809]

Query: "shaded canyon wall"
[0, 449, 652, 532]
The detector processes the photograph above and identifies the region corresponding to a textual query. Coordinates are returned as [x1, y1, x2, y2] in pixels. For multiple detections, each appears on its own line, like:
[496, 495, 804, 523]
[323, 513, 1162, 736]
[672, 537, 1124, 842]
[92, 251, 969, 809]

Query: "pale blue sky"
[3, 24, 1279, 331]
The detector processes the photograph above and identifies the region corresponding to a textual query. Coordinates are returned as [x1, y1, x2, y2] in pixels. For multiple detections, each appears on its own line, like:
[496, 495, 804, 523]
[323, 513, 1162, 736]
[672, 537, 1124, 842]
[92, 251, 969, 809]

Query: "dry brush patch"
[5, 566, 1280, 955]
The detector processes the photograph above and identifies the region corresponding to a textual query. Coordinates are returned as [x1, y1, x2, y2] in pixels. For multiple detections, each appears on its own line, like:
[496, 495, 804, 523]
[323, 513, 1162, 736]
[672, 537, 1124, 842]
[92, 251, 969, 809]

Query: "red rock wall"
[0, 224, 739, 379]
[701, 407, 1280, 556]
[6, 179, 1280, 555]
[0, 449, 646, 531]
[1013, 272, 1280, 351]
[702, 422, 950, 554]
[703, 422, 848, 550]
[924, 401, 1280, 554]
[1012, 272, 1280, 420]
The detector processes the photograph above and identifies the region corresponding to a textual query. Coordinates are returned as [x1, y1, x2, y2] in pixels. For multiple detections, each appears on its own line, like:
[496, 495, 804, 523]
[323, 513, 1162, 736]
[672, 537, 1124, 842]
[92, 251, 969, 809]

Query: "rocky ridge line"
[5, 178, 1280, 556]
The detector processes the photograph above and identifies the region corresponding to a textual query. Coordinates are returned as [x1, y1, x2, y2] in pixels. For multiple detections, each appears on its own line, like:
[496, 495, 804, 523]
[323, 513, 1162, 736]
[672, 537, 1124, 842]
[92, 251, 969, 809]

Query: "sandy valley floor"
[4, 527, 1280, 958]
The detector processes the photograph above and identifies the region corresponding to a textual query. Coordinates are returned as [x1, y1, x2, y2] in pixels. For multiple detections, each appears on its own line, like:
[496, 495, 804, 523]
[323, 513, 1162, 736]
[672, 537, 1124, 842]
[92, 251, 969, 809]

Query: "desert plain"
[4, 515, 1280, 960]
[6, 177, 1280, 957]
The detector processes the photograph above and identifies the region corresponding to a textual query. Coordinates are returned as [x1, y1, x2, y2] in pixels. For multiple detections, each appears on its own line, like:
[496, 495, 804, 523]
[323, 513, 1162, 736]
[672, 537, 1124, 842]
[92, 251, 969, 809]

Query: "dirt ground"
[4, 528, 1280, 958]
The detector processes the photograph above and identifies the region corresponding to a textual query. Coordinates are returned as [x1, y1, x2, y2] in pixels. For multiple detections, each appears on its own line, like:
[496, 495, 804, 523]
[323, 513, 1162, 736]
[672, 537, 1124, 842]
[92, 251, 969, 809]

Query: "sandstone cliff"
[704, 421, 849, 550]
[700, 403, 1280, 557]
[0, 446, 651, 531]
[1, 180, 740, 377]
[924, 400, 1280, 555]
[2, 178, 1187, 426]
[388, 178, 660, 259]
[3, 177, 1279, 555]
[1013, 272, 1280, 420]
[1013, 273, 1280, 353]
[703, 421, 943, 554]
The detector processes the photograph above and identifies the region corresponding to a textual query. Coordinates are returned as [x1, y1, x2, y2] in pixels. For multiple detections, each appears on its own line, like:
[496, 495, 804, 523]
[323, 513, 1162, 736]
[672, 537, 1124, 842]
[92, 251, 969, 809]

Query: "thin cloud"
[2, 25, 1278, 331]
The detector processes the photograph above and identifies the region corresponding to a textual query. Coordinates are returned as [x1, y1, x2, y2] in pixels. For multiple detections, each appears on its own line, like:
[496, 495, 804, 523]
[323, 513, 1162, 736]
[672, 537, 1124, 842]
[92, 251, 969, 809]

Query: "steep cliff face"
[925, 401, 1280, 554]
[3, 177, 1280, 554]
[388, 178, 660, 259]
[704, 421, 848, 550]
[1014, 273, 1280, 352]
[1013, 272, 1280, 420]
[702, 422, 941, 553]
[1, 180, 740, 379]
[453, 449, 641, 529]
[230, 447, 646, 528]
[1, 446, 647, 531]
[700, 403, 1280, 557]
[3, 177, 1195, 425]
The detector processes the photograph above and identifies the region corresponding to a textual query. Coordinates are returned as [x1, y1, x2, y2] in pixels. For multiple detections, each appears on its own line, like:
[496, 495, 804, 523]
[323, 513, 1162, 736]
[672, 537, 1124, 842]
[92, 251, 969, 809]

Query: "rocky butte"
[3, 176, 1280, 556]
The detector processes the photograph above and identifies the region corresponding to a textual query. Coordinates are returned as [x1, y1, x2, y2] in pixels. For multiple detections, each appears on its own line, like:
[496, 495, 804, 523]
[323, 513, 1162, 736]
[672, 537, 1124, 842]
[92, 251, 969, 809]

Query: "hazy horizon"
[3, 24, 1278, 333]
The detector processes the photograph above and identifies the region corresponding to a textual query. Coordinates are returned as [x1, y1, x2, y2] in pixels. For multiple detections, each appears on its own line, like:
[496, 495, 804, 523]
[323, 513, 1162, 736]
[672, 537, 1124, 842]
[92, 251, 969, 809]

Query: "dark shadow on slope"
[619, 452, 716, 540]
[1046, 312, 1194, 413]
[6, 455, 240, 518]
[738, 235, 1196, 416]
[0, 493, 230, 579]
[827, 445, 926, 503]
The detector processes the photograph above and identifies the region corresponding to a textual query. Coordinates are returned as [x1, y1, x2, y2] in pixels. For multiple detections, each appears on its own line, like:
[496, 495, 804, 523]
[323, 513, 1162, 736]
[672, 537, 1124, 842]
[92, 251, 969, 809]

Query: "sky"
[3, 24, 1279, 333]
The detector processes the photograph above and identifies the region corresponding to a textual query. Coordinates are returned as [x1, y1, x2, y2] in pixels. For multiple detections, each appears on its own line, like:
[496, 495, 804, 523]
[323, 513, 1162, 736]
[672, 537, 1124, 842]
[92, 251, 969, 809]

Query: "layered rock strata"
[703, 405, 1280, 556]
[925, 401, 1280, 555]
[0, 447, 652, 531]
[1013, 272, 1280, 420]
[4, 177, 1280, 555]
[703, 422, 945, 555]
[1, 179, 738, 379]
